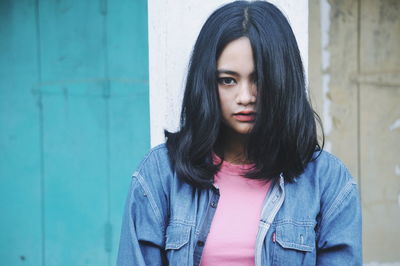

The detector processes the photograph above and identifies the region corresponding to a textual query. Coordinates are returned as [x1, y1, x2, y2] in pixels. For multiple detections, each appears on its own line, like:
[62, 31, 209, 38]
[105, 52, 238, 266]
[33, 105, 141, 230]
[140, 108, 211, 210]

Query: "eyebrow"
[217, 69, 256, 78]
[217, 69, 239, 76]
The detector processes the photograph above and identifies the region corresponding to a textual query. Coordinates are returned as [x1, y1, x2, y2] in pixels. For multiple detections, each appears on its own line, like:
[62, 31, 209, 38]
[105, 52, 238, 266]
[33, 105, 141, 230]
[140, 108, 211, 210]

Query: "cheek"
[218, 89, 233, 111]
[218, 96, 230, 115]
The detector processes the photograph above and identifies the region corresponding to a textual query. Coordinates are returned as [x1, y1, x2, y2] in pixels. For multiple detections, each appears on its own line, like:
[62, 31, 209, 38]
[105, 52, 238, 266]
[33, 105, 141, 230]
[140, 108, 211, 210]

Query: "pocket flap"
[275, 221, 315, 252]
[165, 223, 191, 250]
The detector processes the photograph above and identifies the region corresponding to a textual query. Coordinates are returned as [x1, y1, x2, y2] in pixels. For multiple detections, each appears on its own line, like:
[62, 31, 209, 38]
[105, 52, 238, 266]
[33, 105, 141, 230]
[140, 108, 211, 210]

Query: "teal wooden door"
[0, 0, 149, 265]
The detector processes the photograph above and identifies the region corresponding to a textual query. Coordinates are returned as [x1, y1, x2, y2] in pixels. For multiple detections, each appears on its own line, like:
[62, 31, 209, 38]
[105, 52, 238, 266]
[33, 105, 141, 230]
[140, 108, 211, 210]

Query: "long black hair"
[165, 0, 324, 189]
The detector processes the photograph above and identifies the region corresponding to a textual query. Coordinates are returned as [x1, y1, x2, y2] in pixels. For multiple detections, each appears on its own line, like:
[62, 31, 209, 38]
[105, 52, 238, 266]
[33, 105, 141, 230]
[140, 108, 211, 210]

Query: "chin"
[234, 125, 253, 135]
[221, 121, 254, 135]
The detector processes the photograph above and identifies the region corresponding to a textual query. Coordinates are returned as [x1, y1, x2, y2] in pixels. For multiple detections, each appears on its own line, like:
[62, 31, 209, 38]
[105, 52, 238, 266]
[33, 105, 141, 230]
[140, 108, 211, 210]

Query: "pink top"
[200, 157, 271, 266]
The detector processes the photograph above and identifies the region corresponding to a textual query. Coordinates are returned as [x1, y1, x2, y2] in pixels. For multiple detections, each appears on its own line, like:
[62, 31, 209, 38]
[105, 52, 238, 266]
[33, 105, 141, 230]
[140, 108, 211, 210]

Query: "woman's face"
[217, 37, 257, 136]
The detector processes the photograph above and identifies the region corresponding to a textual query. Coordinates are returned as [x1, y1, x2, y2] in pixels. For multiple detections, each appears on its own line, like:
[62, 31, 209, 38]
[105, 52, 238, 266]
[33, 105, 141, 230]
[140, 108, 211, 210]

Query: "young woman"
[117, 1, 362, 265]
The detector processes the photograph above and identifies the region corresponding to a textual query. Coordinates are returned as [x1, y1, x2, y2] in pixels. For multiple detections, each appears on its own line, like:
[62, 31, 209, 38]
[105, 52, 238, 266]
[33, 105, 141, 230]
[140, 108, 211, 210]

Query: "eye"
[218, 77, 236, 86]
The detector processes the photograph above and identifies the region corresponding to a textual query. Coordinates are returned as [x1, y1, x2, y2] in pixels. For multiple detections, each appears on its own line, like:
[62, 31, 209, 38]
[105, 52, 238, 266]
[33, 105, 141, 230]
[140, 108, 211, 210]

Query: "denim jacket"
[117, 144, 362, 265]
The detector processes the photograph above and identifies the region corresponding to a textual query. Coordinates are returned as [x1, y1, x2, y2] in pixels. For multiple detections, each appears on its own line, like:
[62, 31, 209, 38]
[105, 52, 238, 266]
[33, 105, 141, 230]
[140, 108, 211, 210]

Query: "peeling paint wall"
[309, 0, 400, 263]
[320, 0, 333, 152]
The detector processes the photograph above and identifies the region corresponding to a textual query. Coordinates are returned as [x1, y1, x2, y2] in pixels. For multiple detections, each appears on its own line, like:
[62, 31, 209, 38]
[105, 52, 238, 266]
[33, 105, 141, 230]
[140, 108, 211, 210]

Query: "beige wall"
[309, 0, 400, 263]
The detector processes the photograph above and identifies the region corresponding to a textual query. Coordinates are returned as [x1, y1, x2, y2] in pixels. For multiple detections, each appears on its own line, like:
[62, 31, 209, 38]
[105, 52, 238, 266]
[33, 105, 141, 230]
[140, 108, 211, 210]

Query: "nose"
[236, 80, 256, 106]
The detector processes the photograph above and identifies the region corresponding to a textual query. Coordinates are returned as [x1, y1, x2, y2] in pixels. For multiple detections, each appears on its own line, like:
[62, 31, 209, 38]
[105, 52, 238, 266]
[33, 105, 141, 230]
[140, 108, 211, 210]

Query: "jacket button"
[210, 201, 217, 208]
[197, 240, 205, 247]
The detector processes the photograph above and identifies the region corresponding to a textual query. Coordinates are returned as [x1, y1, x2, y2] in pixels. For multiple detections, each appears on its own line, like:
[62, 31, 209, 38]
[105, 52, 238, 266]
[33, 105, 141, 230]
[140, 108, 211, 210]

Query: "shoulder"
[286, 150, 357, 208]
[303, 150, 356, 189]
[309, 150, 351, 174]
[302, 150, 360, 221]
[135, 143, 170, 175]
[132, 143, 173, 197]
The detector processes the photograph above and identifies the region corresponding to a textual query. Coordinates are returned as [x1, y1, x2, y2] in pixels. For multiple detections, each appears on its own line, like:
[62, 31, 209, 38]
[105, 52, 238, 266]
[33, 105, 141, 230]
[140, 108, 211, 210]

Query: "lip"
[233, 111, 256, 122]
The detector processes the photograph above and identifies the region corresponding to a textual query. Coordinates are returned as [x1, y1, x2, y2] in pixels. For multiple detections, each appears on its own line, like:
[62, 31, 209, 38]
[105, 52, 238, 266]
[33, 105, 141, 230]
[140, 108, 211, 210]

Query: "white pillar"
[148, 0, 309, 147]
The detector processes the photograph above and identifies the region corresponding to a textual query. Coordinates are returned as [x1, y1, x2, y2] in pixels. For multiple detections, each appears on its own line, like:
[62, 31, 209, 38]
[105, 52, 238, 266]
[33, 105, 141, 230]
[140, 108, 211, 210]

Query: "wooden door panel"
[0, 0, 149, 265]
[359, 0, 400, 261]
[0, 0, 43, 265]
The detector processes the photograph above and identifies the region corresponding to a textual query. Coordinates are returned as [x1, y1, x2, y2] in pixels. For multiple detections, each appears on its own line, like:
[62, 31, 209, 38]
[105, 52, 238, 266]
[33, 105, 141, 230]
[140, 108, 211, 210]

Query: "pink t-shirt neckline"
[212, 153, 255, 175]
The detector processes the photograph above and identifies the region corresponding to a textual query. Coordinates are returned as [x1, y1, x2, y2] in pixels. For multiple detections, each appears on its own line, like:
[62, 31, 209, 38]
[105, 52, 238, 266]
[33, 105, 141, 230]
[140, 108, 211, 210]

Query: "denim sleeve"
[117, 176, 167, 266]
[316, 178, 362, 265]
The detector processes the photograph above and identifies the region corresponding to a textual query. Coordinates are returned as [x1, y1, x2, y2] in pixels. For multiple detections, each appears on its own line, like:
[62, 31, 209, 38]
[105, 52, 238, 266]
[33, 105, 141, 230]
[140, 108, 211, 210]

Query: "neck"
[218, 127, 250, 164]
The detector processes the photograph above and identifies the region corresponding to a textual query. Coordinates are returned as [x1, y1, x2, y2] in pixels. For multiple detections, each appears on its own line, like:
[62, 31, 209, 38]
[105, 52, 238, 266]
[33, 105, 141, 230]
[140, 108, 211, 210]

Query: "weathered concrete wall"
[309, 0, 400, 263]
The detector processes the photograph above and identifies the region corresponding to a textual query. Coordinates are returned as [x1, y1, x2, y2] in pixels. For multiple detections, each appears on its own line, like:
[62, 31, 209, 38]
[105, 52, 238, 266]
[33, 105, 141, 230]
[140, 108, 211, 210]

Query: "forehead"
[217, 37, 254, 74]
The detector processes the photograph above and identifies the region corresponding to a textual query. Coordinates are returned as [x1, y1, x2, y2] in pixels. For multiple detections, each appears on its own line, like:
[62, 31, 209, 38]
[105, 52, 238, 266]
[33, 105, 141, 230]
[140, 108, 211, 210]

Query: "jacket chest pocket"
[271, 221, 316, 266]
[165, 223, 192, 265]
